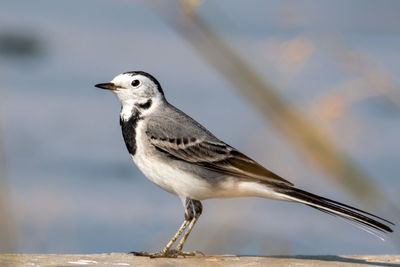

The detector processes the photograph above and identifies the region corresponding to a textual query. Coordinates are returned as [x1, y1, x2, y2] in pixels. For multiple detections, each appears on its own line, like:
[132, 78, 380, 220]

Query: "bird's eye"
[131, 80, 141, 87]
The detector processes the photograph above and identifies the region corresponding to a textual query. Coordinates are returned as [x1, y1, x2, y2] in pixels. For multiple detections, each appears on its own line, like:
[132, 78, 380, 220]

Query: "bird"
[95, 71, 394, 258]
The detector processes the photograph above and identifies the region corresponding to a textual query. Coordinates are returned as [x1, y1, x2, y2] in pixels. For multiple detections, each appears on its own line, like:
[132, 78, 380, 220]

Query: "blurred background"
[1, 0, 399, 255]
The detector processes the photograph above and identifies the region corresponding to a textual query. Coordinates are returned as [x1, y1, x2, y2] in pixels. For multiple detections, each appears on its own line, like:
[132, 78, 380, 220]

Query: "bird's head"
[95, 71, 165, 107]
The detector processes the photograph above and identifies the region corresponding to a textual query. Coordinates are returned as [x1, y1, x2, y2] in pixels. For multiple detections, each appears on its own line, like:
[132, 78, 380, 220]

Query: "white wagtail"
[95, 71, 394, 257]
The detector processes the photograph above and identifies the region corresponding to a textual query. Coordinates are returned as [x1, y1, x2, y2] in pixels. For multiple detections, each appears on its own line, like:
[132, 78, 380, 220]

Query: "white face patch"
[110, 73, 164, 107]
[108, 73, 165, 121]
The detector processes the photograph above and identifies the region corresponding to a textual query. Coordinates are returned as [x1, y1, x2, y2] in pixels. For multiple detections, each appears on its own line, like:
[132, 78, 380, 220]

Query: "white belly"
[131, 152, 284, 201]
[132, 120, 213, 200]
[131, 153, 213, 199]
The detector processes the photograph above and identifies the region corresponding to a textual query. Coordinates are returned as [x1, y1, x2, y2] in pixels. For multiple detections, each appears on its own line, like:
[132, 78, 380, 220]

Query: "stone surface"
[0, 254, 399, 266]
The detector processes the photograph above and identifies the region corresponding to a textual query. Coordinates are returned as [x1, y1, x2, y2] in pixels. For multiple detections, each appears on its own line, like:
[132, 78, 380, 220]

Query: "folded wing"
[146, 113, 293, 186]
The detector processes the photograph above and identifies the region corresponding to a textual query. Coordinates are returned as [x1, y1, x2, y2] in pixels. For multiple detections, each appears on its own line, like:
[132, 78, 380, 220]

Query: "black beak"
[95, 82, 118, 90]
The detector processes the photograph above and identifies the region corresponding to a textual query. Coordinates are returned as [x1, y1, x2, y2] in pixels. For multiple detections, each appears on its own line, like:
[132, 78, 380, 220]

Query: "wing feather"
[146, 113, 293, 186]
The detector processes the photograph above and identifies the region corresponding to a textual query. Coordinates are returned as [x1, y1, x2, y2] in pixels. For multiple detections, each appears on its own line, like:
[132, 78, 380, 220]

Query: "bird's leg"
[174, 200, 204, 255]
[131, 220, 189, 258]
[159, 219, 190, 254]
[132, 198, 197, 258]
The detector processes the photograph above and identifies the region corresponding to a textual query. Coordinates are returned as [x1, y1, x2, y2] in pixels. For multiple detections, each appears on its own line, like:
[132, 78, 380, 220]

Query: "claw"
[129, 249, 204, 258]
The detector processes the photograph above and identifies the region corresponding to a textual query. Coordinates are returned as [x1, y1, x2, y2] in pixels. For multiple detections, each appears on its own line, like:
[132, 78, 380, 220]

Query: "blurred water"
[1, 0, 399, 255]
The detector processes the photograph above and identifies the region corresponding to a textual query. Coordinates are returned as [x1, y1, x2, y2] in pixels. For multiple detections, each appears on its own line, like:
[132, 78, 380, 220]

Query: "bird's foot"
[162, 249, 205, 258]
[130, 249, 205, 258]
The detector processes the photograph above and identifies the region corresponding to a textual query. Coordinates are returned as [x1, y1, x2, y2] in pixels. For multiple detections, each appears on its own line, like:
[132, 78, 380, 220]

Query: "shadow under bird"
[95, 71, 394, 258]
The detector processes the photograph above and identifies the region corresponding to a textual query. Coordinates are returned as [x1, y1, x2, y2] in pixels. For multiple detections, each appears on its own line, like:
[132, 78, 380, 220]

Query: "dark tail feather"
[274, 186, 394, 235]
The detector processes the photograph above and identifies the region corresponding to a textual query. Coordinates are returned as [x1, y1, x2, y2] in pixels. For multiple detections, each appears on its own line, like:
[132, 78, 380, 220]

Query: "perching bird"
[95, 71, 394, 257]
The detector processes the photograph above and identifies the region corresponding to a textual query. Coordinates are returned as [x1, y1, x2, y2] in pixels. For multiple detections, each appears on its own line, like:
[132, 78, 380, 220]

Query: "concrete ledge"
[0, 254, 399, 266]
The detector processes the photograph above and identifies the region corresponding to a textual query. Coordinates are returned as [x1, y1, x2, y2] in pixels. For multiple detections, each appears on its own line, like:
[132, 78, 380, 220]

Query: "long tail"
[273, 185, 394, 236]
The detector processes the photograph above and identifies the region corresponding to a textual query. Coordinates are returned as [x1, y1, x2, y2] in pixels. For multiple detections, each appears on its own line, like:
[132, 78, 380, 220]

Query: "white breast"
[131, 119, 214, 200]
